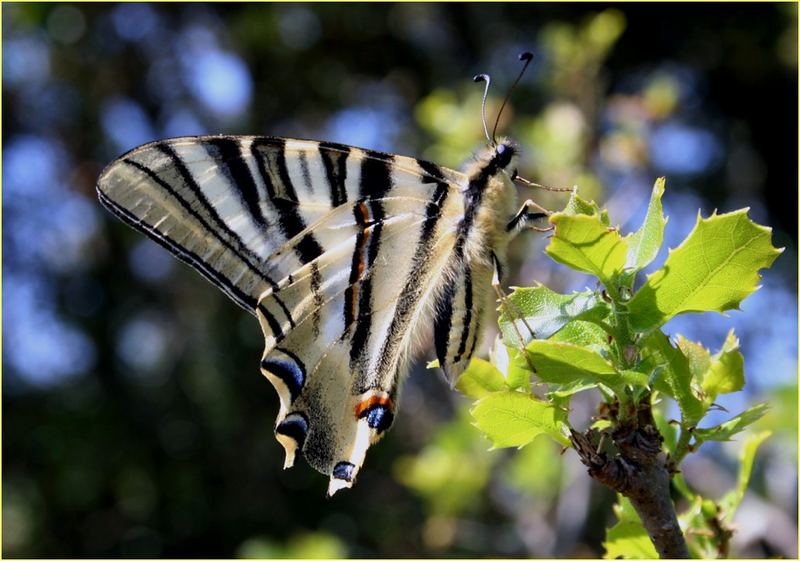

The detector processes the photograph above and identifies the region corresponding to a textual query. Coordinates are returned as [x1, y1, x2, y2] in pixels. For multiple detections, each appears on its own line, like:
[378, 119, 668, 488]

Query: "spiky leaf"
[628, 210, 782, 331]
[676, 335, 713, 384]
[644, 331, 705, 425]
[626, 177, 667, 271]
[526, 340, 648, 393]
[701, 329, 745, 399]
[720, 431, 771, 522]
[693, 403, 769, 442]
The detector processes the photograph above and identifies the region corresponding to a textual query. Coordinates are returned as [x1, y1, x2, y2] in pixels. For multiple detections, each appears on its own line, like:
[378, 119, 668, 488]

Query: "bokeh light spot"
[185, 49, 253, 118]
[4, 274, 97, 385]
[116, 313, 171, 375]
[101, 97, 157, 153]
[111, 4, 158, 42]
[46, 6, 86, 45]
[650, 122, 722, 175]
[3, 35, 51, 86]
[129, 239, 176, 283]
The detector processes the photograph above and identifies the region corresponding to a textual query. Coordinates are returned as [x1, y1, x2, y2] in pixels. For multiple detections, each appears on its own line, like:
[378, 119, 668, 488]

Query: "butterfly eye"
[494, 144, 513, 168]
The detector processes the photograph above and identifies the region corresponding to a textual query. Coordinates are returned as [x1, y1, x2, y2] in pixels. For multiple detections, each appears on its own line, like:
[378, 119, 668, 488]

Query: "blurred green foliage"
[395, 407, 494, 517]
[3, 3, 796, 558]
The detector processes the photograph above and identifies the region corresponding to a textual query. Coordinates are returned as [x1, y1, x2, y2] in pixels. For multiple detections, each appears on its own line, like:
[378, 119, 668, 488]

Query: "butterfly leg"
[506, 199, 550, 234]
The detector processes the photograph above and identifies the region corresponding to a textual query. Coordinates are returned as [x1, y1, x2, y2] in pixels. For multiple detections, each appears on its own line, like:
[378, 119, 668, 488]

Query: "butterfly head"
[469, 137, 520, 180]
[492, 139, 518, 176]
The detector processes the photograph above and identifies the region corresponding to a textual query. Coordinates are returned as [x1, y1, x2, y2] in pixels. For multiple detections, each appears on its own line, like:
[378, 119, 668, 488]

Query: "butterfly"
[96, 53, 550, 495]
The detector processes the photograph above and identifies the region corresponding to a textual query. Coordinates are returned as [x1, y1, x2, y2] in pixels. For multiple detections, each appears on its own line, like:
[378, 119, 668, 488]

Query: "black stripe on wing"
[155, 143, 279, 290]
[348, 154, 394, 372]
[250, 138, 326, 265]
[318, 141, 350, 208]
[204, 137, 273, 236]
[257, 301, 286, 343]
[372, 160, 451, 382]
[297, 151, 313, 195]
[103, 143, 306, 317]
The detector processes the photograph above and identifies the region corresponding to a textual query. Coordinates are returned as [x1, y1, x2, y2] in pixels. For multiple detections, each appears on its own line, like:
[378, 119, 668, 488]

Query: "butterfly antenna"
[473, 73, 492, 144]
[492, 51, 534, 143]
[515, 175, 575, 193]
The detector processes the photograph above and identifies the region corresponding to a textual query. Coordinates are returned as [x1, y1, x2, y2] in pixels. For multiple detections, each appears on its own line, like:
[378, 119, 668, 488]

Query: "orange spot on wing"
[355, 201, 370, 224]
[348, 202, 373, 322]
[350, 287, 359, 323]
[354, 395, 394, 418]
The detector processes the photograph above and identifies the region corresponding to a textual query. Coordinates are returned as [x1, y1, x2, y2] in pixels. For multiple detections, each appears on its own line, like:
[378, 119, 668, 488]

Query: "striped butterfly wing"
[97, 136, 479, 494]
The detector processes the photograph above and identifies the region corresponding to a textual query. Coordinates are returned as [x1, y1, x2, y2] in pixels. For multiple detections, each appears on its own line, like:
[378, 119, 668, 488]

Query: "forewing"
[96, 136, 465, 310]
[97, 137, 284, 310]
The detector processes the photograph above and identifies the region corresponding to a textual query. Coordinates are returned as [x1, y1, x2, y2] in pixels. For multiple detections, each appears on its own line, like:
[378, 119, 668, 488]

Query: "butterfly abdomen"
[431, 143, 519, 383]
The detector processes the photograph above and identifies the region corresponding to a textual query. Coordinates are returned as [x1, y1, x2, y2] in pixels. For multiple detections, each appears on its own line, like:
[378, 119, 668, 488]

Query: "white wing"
[97, 136, 496, 494]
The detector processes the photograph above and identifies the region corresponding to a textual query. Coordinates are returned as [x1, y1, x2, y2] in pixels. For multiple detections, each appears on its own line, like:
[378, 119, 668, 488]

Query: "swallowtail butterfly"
[97, 53, 552, 495]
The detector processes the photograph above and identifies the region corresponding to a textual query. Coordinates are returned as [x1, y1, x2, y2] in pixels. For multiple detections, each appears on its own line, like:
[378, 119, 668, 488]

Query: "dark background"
[3, 3, 797, 558]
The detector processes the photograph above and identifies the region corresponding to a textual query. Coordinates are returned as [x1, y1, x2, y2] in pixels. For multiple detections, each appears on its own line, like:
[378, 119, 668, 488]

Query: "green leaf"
[455, 358, 507, 400]
[562, 190, 603, 218]
[625, 177, 667, 271]
[498, 285, 609, 345]
[693, 403, 769, 442]
[603, 496, 659, 559]
[701, 329, 745, 399]
[628, 209, 783, 331]
[549, 319, 610, 351]
[677, 496, 717, 559]
[720, 430, 771, 522]
[471, 391, 569, 448]
[547, 379, 598, 404]
[617, 369, 652, 388]
[546, 213, 629, 287]
[652, 404, 679, 456]
[676, 335, 712, 385]
[489, 337, 531, 391]
[527, 339, 615, 381]
[644, 332, 705, 425]
[395, 408, 495, 516]
[559, 191, 611, 225]
[503, 346, 532, 391]
[526, 340, 647, 392]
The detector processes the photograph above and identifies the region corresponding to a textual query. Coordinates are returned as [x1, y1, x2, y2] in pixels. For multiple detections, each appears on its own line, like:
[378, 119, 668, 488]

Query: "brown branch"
[570, 400, 690, 559]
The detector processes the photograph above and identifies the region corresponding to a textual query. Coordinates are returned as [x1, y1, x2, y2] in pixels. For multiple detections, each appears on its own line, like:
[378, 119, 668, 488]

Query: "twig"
[570, 398, 690, 559]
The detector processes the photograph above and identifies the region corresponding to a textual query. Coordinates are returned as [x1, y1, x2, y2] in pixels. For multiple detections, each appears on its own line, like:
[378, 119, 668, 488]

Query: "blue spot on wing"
[261, 357, 305, 402]
[332, 461, 355, 482]
[364, 405, 394, 433]
[276, 412, 309, 447]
